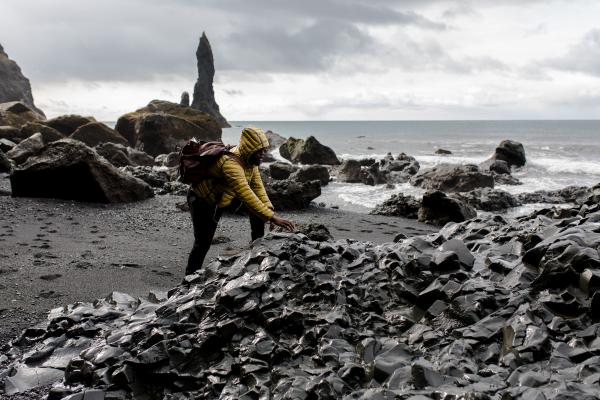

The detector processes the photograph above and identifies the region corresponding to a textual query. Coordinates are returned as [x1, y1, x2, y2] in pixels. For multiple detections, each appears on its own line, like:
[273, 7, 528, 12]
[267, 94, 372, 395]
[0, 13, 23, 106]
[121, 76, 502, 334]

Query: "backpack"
[178, 140, 242, 184]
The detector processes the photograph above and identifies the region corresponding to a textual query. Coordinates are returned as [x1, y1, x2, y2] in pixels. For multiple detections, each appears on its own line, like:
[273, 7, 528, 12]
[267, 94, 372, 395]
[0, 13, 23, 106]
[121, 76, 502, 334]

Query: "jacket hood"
[237, 126, 270, 162]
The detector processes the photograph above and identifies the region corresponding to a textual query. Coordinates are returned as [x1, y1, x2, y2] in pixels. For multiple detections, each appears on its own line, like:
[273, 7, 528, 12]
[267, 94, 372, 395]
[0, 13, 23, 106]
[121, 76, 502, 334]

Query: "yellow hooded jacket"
[191, 127, 275, 221]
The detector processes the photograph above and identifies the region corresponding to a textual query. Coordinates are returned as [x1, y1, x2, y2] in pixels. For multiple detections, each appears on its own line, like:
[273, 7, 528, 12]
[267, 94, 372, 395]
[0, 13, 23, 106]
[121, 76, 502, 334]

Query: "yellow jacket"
[192, 127, 275, 221]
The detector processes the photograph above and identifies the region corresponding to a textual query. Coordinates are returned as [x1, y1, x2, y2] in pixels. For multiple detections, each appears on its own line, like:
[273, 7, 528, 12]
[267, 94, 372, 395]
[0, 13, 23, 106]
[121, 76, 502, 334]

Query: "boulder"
[487, 159, 511, 175]
[365, 153, 420, 185]
[190, 33, 230, 127]
[0, 149, 11, 173]
[0, 44, 44, 115]
[435, 148, 452, 155]
[517, 186, 594, 205]
[6, 132, 44, 164]
[127, 148, 154, 167]
[489, 139, 526, 168]
[410, 164, 494, 193]
[370, 193, 420, 219]
[70, 122, 129, 147]
[265, 179, 321, 210]
[20, 122, 64, 144]
[265, 130, 287, 151]
[451, 188, 520, 212]
[95, 142, 131, 167]
[279, 136, 340, 165]
[121, 165, 170, 189]
[0, 138, 16, 153]
[0, 101, 44, 128]
[269, 162, 297, 180]
[418, 190, 477, 226]
[10, 139, 153, 203]
[0, 125, 22, 142]
[43, 114, 96, 136]
[115, 100, 221, 151]
[337, 159, 362, 183]
[154, 152, 180, 168]
[290, 165, 329, 185]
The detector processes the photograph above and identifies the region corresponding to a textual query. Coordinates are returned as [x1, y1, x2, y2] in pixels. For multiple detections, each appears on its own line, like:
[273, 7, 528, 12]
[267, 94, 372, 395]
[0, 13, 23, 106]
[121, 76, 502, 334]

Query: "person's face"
[249, 148, 267, 166]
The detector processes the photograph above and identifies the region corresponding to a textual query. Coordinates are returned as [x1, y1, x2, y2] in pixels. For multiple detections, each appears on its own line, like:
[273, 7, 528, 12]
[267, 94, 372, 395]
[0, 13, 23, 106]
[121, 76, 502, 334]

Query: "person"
[186, 126, 296, 275]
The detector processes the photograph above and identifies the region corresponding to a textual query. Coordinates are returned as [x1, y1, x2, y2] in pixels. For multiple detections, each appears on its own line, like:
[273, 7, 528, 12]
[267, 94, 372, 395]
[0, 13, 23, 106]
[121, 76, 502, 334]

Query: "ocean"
[223, 120, 600, 214]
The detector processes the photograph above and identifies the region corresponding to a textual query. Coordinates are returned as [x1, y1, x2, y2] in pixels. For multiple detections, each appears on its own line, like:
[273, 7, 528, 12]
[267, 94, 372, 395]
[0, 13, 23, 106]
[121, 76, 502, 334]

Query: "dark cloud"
[545, 29, 600, 77]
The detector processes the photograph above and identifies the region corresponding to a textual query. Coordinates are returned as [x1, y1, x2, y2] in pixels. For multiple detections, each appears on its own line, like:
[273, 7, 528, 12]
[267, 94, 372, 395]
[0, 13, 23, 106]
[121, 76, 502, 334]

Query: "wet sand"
[0, 173, 435, 348]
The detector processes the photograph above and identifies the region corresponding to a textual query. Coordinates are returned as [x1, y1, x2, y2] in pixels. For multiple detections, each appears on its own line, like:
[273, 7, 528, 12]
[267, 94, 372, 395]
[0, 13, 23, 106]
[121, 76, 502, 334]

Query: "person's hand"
[269, 215, 296, 232]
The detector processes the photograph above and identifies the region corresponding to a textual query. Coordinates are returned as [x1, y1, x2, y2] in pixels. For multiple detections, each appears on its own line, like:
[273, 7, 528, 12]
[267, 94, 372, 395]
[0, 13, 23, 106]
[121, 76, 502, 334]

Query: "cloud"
[545, 29, 600, 77]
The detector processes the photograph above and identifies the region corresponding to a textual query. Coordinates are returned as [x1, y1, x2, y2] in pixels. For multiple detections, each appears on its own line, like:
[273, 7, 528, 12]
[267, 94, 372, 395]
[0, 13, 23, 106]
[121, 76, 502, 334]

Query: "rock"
[364, 153, 420, 185]
[0, 101, 45, 128]
[121, 166, 170, 189]
[517, 186, 593, 205]
[279, 136, 340, 165]
[20, 122, 64, 144]
[266, 179, 321, 210]
[337, 159, 362, 183]
[43, 115, 96, 136]
[290, 165, 330, 186]
[190, 32, 229, 127]
[269, 161, 297, 180]
[410, 164, 494, 193]
[370, 193, 420, 218]
[10, 138, 153, 202]
[180, 91, 190, 107]
[6, 132, 45, 164]
[435, 148, 452, 155]
[265, 130, 287, 151]
[489, 139, 526, 168]
[488, 159, 511, 175]
[154, 152, 180, 168]
[126, 148, 154, 167]
[115, 100, 221, 153]
[418, 190, 477, 225]
[0, 44, 44, 116]
[70, 122, 129, 147]
[0, 125, 22, 142]
[0, 149, 11, 172]
[297, 223, 333, 241]
[452, 188, 520, 212]
[95, 143, 131, 167]
[0, 138, 16, 152]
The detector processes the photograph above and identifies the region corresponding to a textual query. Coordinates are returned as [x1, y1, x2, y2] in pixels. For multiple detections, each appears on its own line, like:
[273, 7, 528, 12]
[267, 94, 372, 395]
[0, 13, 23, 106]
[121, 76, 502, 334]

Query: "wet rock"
[435, 148, 452, 155]
[370, 193, 420, 219]
[411, 164, 494, 193]
[0, 148, 12, 173]
[337, 159, 362, 183]
[489, 139, 526, 168]
[70, 122, 129, 147]
[20, 122, 64, 144]
[290, 165, 330, 186]
[362, 153, 420, 185]
[265, 179, 321, 210]
[95, 142, 131, 167]
[0, 101, 45, 128]
[452, 188, 520, 212]
[154, 152, 180, 168]
[418, 191, 477, 226]
[6, 132, 44, 164]
[265, 130, 287, 151]
[279, 136, 340, 165]
[297, 223, 333, 241]
[269, 162, 297, 180]
[43, 115, 96, 136]
[517, 186, 593, 205]
[10, 138, 153, 202]
[0, 125, 22, 142]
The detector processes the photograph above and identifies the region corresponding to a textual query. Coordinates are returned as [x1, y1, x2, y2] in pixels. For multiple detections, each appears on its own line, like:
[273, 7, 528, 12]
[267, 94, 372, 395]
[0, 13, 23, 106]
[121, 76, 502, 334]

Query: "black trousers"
[186, 191, 265, 275]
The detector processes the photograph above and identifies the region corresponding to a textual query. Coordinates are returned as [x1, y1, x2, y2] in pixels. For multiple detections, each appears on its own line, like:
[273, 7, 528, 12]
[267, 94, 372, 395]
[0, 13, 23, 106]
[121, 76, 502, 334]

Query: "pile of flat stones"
[2, 202, 600, 399]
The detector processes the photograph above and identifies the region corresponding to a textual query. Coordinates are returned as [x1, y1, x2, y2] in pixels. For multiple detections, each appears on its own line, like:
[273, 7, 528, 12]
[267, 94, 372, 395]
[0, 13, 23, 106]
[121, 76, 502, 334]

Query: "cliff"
[0, 43, 44, 117]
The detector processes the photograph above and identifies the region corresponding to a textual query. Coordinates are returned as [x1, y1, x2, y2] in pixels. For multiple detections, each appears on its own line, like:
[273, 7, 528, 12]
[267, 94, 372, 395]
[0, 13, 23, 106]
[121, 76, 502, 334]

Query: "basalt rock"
[337, 159, 362, 183]
[0, 101, 44, 128]
[19, 122, 64, 144]
[6, 132, 44, 164]
[0, 44, 44, 116]
[517, 185, 594, 205]
[154, 152, 180, 169]
[115, 100, 221, 154]
[290, 165, 330, 186]
[490, 139, 526, 168]
[265, 130, 287, 151]
[370, 193, 421, 219]
[435, 148, 452, 155]
[180, 91, 190, 107]
[363, 153, 420, 185]
[10, 138, 153, 202]
[0, 149, 11, 173]
[269, 161, 297, 180]
[410, 163, 494, 193]
[0, 125, 22, 142]
[3, 200, 600, 398]
[190, 32, 229, 128]
[279, 136, 340, 165]
[452, 188, 520, 212]
[418, 190, 477, 225]
[43, 115, 96, 136]
[0, 138, 16, 153]
[265, 179, 321, 210]
[70, 122, 129, 147]
[95, 142, 132, 167]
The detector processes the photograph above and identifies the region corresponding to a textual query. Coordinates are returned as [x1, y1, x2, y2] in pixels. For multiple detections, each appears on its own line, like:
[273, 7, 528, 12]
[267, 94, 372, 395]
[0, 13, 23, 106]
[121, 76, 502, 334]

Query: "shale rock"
[452, 188, 520, 212]
[411, 163, 494, 193]
[370, 193, 420, 218]
[0, 44, 44, 115]
[269, 161, 297, 180]
[0, 101, 44, 128]
[266, 179, 321, 210]
[115, 100, 221, 154]
[418, 190, 477, 225]
[279, 136, 340, 165]
[6, 132, 44, 164]
[191, 32, 229, 127]
[70, 122, 128, 147]
[290, 165, 330, 186]
[43, 114, 96, 136]
[10, 138, 153, 202]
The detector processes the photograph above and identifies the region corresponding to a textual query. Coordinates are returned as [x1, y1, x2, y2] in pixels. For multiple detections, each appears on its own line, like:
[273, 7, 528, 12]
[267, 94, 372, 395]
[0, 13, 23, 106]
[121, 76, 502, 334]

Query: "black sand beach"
[0, 173, 435, 349]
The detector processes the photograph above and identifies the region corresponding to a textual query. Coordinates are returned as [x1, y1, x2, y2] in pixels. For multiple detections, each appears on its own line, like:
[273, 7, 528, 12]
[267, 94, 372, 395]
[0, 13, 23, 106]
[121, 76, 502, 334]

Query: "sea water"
[224, 120, 600, 213]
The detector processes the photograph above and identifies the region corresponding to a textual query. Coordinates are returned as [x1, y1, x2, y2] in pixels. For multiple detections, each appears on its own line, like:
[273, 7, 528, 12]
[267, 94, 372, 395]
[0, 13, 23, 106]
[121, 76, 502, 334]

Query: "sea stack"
[0, 43, 44, 117]
[191, 32, 230, 128]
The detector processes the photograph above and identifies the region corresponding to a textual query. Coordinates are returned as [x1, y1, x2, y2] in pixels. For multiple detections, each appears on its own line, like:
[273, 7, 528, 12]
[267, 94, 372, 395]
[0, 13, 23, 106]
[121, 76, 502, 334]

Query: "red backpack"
[178, 140, 242, 184]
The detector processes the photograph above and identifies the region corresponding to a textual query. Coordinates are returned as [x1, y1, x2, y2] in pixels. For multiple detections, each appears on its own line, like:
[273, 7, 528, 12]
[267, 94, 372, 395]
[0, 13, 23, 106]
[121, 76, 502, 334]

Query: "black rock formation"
[0, 43, 44, 116]
[191, 33, 229, 128]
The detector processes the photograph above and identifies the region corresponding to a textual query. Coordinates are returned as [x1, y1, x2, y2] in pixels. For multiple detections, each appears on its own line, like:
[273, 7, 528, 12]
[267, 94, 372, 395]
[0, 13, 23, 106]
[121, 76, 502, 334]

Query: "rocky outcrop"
[451, 188, 520, 212]
[363, 153, 420, 185]
[435, 148, 452, 155]
[70, 122, 128, 147]
[0, 44, 44, 116]
[180, 91, 190, 107]
[337, 159, 362, 183]
[6, 132, 45, 164]
[418, 190, 477, 225]
[411, 163, 494, 193]
[95, 143, 155, 168]
[10, 139, 153, 203]
[190, 32, 229, 128]
[265, 130, 287, 151]
[115, 100, 221, 155]
[370, 193, 420, 218]
[43, 114, 96, 136]
[290, 165, 330, 186]
[265, 179, 321, 210]
[0, 101, 44, 128]
[268, 161, 297, 180]
[516, 185, 596, 205]
[487, 139, 526, 168]
[20, 122, 64, 144]
[279, 136, 340, 165]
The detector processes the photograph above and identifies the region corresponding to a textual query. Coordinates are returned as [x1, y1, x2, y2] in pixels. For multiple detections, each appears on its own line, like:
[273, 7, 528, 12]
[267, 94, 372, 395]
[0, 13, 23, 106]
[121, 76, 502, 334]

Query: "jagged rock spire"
[0, 43, 44, 116]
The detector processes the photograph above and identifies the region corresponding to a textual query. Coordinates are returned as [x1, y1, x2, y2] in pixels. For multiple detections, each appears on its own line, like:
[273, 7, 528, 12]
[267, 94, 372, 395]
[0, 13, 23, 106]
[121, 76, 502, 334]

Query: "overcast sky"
[1, 0, 600, 120]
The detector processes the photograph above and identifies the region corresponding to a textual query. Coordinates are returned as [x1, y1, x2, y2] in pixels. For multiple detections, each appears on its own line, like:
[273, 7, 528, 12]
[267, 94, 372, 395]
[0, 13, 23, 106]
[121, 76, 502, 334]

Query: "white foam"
[529, 158, 600, 176]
